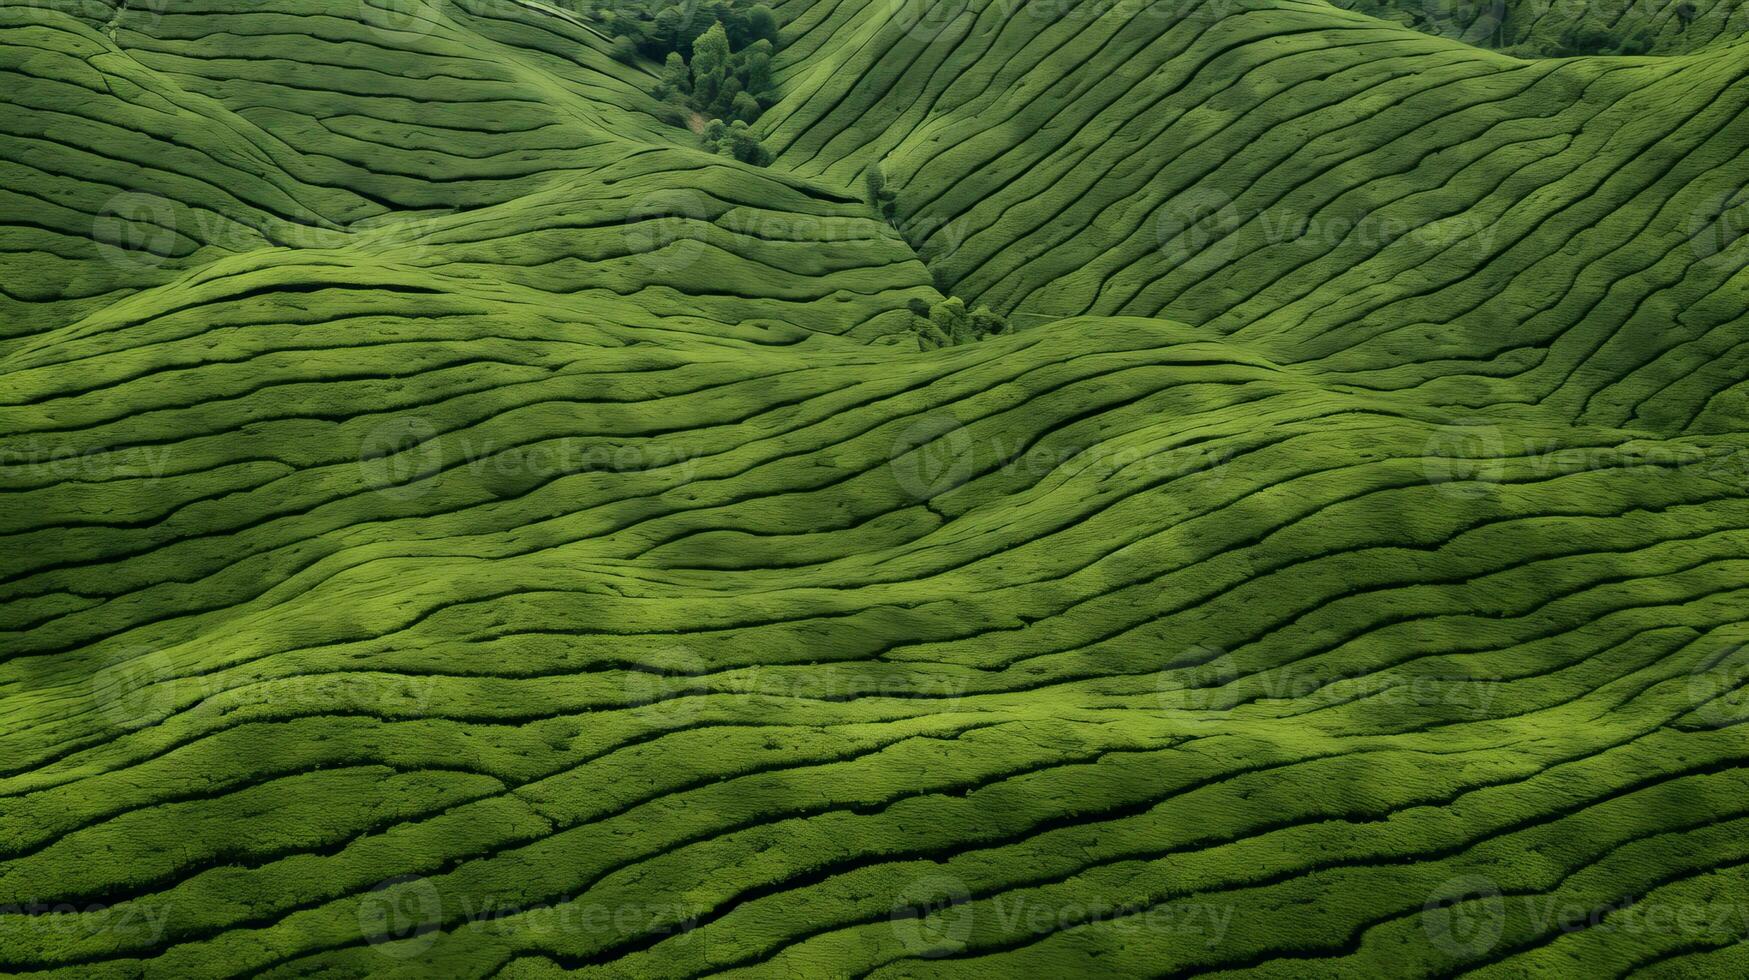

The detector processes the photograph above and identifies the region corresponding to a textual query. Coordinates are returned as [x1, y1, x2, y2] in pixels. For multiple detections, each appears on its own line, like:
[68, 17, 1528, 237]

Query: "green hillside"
[1, 0, 1747, 976]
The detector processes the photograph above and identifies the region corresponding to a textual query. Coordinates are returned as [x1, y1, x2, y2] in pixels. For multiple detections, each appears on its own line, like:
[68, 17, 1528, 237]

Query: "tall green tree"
[660, 52, 690, 96]
[690, 21, 731, 113]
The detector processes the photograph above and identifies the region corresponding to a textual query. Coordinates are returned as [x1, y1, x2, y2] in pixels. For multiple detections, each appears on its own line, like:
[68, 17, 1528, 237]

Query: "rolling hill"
[1, 0, 1747, 976]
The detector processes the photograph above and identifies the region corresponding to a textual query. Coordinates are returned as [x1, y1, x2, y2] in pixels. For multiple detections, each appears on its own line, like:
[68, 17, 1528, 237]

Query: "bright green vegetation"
[1, 0, 1747, 977]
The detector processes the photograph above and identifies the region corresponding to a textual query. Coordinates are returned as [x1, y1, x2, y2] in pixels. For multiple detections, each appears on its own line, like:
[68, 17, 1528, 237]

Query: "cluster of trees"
[1550, 24, 1652, 56]
[589, 0, 780, 163]
[1543, 1, 1698, 55]
[593, 0, 777, 63]
[1338, 0, 1678, 56]
[906, 297, 1008, 350]
[867, 163, 1006, 350]
[700, 115, 770, 165]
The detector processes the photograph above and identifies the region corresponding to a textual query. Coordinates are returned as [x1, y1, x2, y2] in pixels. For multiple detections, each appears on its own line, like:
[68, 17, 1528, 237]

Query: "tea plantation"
[1, 0, 1747, 976]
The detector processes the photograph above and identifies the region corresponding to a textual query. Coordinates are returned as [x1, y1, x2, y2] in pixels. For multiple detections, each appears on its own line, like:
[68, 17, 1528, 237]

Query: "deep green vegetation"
[1334, 0, 1743, 55]
[1, 0, 1747, 976]
[905, 297, 1009, 349]
[594, 0, 780, 160]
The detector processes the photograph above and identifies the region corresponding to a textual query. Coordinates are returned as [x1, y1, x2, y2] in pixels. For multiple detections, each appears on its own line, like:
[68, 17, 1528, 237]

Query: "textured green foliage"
[0, 0, 1747, 977]
[606, 0, 778, 160]
[690, 21, 731, 109]
[906, 297, 1008, 349]
[1332, 0, 1747, 54]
